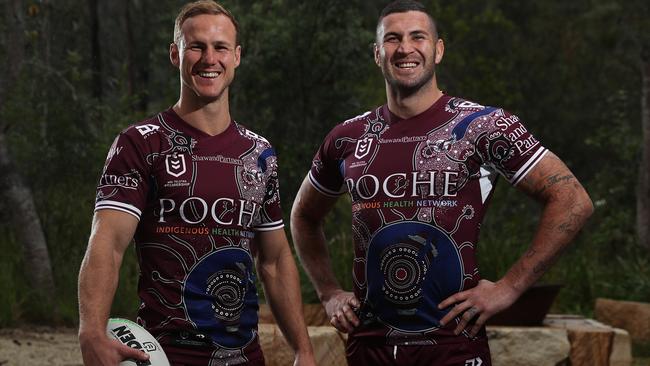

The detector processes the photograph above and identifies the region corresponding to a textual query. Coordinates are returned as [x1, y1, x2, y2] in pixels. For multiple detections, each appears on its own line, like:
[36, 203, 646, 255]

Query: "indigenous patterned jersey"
[95, 109, 283, 364]
[309, 95, 547, 345]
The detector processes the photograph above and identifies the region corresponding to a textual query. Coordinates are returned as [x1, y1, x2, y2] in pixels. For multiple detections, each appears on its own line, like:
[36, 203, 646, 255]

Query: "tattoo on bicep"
[534, 174, 575, 197]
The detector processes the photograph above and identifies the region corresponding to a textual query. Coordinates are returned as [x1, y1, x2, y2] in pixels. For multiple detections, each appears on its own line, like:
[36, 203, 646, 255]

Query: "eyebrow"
[383, 29, 430, 40]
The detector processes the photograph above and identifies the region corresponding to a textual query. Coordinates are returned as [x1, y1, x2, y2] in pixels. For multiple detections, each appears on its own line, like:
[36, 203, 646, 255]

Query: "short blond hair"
[173, 1, 239, 45]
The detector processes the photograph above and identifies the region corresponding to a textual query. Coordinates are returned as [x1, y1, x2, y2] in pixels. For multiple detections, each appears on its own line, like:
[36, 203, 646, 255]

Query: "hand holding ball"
[106, 318, 170, 366]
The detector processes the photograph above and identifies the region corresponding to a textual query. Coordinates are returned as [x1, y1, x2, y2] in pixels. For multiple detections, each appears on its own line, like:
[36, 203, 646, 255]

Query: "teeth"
[396, 62, 417, 68]
[198, 71, 220, 78]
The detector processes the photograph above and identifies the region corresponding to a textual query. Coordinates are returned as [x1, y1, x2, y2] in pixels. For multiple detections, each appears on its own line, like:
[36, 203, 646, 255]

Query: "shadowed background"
[0, 0, 648, 360]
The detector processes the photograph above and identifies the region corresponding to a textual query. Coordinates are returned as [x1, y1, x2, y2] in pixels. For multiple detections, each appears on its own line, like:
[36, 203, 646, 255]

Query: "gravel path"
[0, 328, 82, 366]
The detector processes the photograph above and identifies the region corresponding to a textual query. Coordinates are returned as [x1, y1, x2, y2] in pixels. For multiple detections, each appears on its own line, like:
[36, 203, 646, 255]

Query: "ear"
[234, 45, 242, 68]
[170, 42, 180, 68]
[374, 43, 381, 67]
[434, 38, 444, 65]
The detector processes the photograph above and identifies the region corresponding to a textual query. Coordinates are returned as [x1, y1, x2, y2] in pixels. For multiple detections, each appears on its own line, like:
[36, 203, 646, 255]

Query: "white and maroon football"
[106, 318, 170, 366]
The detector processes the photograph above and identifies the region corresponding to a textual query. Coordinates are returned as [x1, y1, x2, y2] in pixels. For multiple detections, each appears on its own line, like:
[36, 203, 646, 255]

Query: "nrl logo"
[166, 152, 187, 177]
[355, 136, 374, 160]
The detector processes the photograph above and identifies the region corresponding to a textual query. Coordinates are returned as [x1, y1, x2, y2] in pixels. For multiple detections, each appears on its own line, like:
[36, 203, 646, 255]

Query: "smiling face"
[170, 13, 241, 105]
[375, 11, 444, 96]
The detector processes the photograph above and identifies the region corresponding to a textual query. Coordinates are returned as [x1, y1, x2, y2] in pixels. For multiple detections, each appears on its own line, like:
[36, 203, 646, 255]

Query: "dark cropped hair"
[377, 0, 438, 39]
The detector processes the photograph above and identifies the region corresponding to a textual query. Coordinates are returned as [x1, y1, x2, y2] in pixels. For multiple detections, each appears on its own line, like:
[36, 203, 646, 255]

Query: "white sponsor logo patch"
[166, 153, 187, 177]
[355, 137, 373, 160]
[465, 357, 483, 366]
[135, 124, 160, 136]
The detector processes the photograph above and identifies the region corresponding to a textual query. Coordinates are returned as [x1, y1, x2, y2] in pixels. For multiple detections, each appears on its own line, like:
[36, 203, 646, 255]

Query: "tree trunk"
[87, 0, 103, 100]
[1, 0, 57, 302]
[638, 47, 650, 251]
[0, 133, 56, 296]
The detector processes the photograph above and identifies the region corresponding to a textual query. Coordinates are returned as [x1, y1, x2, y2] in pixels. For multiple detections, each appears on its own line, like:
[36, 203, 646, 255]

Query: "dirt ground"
[1, 327, 649, 366]
[0, 328, 82, 366]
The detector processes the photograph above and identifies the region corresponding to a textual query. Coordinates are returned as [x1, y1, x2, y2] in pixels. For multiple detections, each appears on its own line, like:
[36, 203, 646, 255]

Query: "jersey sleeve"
[478, 110, 548, 186]
[254, 148, 284, 232]
[94, 130, 150, 220]
[308, 127, 347, 197]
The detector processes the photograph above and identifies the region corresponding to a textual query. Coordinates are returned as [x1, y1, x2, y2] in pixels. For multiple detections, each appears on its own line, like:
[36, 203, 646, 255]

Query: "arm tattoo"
[534, 174, 575, 196]
[532, 248, 565, 274]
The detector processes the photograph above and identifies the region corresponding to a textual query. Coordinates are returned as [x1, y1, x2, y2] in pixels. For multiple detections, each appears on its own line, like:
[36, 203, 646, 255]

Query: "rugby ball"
[106, 318, 170, 366]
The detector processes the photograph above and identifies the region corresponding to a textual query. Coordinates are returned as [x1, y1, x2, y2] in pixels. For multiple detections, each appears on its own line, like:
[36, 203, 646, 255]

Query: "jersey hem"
[253, 221, 285, 232]
[95, 200, 142, 220]
[511, 148, 548, 186]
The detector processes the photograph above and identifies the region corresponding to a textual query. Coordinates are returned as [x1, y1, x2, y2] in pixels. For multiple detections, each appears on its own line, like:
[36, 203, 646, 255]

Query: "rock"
[258, 303, 275, 324]
[545, 315, 633, 366]
[302, 304, 330, 326]
[258, 324, 294, 366]
[486, 326, 570, 366]
[595, 298, 650, 343]
[610, 327, 633, 366]
[258, 324, 346, 366]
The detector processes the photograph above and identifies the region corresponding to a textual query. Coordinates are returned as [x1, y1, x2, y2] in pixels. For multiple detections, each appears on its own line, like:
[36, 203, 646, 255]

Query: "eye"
[384, 36, 399, 43]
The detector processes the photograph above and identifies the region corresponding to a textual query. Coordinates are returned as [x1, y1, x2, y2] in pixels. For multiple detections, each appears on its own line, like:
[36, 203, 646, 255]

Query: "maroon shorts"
[346, 336, 491, 366]
[162, 344, 265, 366]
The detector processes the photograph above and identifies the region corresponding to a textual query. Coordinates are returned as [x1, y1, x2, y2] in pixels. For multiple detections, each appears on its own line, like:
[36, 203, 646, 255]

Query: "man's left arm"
[255, 229, 316, 366]
[439, 152, 594, 336]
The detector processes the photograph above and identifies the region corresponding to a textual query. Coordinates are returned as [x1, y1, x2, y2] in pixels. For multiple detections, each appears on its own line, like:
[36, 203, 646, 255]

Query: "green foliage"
[226, 0, 375, 204]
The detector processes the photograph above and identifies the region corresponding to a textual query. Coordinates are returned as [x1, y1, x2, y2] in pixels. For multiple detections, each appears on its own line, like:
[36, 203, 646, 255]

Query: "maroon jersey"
[309, 95, 547, 346]
[95, 109, 283, 364]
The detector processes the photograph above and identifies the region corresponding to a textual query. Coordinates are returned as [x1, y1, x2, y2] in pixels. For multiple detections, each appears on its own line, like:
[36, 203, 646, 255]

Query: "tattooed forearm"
[524, 248, 537, 258]
[532, 247, 566, 274]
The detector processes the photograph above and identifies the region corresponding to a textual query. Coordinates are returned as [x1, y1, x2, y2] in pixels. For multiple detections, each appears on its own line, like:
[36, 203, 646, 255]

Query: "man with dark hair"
[78, 1, 316, 365]
[291, 0, 593, 364]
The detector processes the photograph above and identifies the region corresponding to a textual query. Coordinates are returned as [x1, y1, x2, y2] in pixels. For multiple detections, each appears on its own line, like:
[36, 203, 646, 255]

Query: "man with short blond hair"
[78, 2, 315, 365]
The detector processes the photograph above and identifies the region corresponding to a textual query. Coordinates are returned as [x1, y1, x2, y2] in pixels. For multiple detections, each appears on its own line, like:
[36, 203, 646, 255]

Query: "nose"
[396, 39, 415, 54]
[201, 47, 217, 65]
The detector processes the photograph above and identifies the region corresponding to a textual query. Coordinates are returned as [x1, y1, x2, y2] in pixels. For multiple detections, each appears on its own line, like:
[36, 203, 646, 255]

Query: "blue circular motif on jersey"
[365, 221, 463, 331]
[184, 247, 258, 348]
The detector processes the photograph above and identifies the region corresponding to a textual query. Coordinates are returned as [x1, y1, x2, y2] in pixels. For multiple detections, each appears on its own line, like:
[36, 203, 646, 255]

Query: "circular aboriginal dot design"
[206, 270, 246, 321]
[184, 248, 257, 348]
[380, 244, 426, 304]
[366, 221, 463, 332]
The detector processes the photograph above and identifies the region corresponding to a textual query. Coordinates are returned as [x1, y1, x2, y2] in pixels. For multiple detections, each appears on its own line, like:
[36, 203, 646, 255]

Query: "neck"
[386, 80, 443, 119]
[173, 89, 232, 136]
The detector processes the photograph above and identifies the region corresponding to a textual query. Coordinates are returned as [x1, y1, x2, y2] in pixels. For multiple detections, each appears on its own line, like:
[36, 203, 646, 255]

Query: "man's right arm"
[78, 209, 149, 365]
[290, 176, 360, 333]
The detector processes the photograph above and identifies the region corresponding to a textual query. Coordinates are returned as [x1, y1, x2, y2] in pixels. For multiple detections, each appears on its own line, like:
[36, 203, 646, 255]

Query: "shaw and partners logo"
[98, 172, 139, 190]
[157, 197, 259, 228]
[345, 170, 460, 200]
